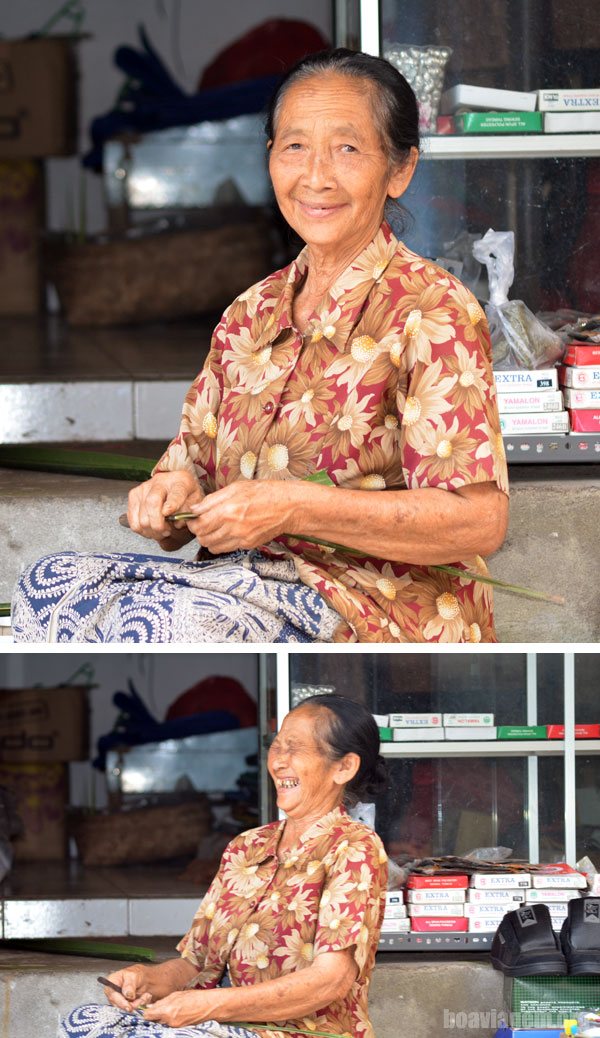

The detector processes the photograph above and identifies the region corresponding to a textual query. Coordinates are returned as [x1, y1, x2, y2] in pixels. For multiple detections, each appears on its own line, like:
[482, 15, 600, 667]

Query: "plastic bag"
[472, 228, 563, 369]
[464, 845, 513, 862]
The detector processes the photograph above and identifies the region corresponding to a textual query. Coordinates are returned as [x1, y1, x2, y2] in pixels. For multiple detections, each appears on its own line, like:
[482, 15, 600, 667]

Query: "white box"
[468, 918, 500, 932]
[441, 84, 537, 114]
[560, 367, 600, 389]
[388, 713, 442, 728]
[544, 112, 600, 132]
[494, 369, 558, 391]
[408, 903, 465, 917]
[372, 714, 389, 726]
[496, 390, 564, 413]
[384, 904, 407, 919]
[471, 873, 531, 889]
[385, 892, 405, 905]
[524, 901, 571, 914]
[444, 726, 497, 740]
[407, 889, 466, 904]
[525, 889, 582, 902]
[499, 411, 569, 435]
[380, 918, 410, 932]
[393, 728, 445, 742]
[443, 714, 494, 727]
[464, 903, 514, 917]
[468, 889, 525, 904]
[538, 88, 600, 111]
[563, 387, 600, 409]
[532, 873, 587, 889]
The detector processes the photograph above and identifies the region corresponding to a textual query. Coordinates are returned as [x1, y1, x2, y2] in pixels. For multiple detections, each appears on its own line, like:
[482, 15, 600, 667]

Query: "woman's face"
[268, 72, 417, 256]
[267, 707, 353, 819]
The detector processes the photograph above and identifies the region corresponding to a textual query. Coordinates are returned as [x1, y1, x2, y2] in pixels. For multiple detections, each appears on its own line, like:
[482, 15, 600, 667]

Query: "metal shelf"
[379, 931, 494, 950]
[381, 740, 600, 758]
[421, 133, 600, 159]
[504, 433, 600, 463]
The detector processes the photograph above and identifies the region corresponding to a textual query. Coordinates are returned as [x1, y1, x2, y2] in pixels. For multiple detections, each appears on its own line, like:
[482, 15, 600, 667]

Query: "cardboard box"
[408, 902, 466, 917]
[455, 111, 542, 134]
[499, 412, 569, 434]
[441, 84, 537, 114]
[497, 725, 547, 740]
[563, 345, 600, 367]
[0, 159, 44, 315]
[525, 889, 582, 902]
[444, 726, 497, 740]
[468, 889, 525, 903]
[0, 37, 79, 157]
[568, 409, 600, 432]
[559, 365, 600, 388]
[532, 864, 587, 889]
[564, 387, 600, 409]
[0, 760, 68, 860]
[443, 713, 494, 726]
[0, 687, 89, 761]
[407, 888, 466, 903]
[547, 724, 600, 739]
[410, 916, 468, 932]
[494, 369, 558, 391]
[544, 112, 600, 132]
[471, 873, 531, 889]
[392, 728, 445, 741]
[378, 727, 394, 742]
[388, 713, 441, 727]
[538, 88, 600, 111]
[496, 390, 564, 413]
[408, 874, 469, 890]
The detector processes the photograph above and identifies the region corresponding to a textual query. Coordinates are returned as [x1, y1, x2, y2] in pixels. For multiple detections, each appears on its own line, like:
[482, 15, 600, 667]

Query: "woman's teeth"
[278, 779, 300, 788]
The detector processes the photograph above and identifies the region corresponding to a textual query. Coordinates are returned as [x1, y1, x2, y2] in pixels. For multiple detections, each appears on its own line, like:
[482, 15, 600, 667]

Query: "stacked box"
[406, 874, 469, 933]
[494, 368, 569, 437]
[525, 864, 587, 930]
[559, 344, 600, 433]
[389, 712, 444, 742]
[381, 891, 410, 933]
[467, 873, 531, 932]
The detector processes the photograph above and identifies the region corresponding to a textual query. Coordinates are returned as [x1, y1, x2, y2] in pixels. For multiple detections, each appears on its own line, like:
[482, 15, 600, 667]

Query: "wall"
[0, 653, 260, 807]
[2, 0, 332, 233]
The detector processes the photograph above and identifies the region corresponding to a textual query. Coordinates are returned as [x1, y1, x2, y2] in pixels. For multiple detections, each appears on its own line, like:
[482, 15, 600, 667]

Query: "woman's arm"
[185, 477, 508, 565]
[142, 949, 358, 1029]
[104, 957, 198, 1011]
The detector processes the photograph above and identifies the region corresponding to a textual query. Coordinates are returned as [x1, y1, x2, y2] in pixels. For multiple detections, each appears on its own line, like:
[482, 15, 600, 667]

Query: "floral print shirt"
[177, 806, 388, 1038]
[155, 221, 509, 643]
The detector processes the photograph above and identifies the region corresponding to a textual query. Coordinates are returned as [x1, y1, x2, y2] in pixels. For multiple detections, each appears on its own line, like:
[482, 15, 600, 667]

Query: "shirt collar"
[246, 804, 348, 865]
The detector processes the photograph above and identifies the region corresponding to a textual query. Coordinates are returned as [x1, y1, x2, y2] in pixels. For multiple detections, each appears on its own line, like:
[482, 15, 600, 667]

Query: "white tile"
[0, 383, 133, 442]
[134, 381, 188, 439]
[3, 899, 128, 938]
[128, 898, 200, 936]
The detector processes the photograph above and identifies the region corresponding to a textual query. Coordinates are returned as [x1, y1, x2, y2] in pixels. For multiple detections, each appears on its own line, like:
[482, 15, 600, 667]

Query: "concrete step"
[1, 464, 599, 642]
[1, 941, 504, 1038]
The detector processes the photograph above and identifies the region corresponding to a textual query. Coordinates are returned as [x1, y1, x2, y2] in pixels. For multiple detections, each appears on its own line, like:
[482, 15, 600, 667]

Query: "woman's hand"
[142, 989, 216, 1028]
[127, 470, 204, 551]
[103, 965, 154, 1011]
[187, 480, 299, 554]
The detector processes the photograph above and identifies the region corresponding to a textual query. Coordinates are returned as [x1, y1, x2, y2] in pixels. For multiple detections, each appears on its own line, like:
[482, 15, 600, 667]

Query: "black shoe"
[491, 904, 568, 977]
[561, 897, 600, 975]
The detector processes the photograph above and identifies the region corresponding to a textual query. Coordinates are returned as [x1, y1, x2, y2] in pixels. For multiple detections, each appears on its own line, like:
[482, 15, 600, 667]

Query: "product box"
[538, 88, 600, 111]
[524, 889, 582, 902]
[468, 889, 525, 903]
[441, 84, 538, 114]
[407, 874, 469, 890]
[471, 873, 532, 889]
[0, 159, 44, 315]
[523, 901, 571, 915]
[407, 888, 467, 903]
[436, 115, 455, 134]
[444, 726, 497, 740]
[410, 916, 468, 932]
[496, 390, 564, 413]
[388, 713, 442, 727]
[508, 975, 600, 1028]
[494, 369, 558, 391]
[393, 728, 445, 742]
[468, 917, 503, 931]
[408, 902, 465, 917]
[559, 365, 600, 388]
[544, 112, 600, 132]
[464, 903, 513, 917]
[0, 37, 79, 157]
[497, 725, 547, 740]
[0, 687, 90, 761]
[383, 904, 407, 919]
[380, 918, 410, 933]
[378, 727, 394, 742]
[443, 713, 494, 726]
[0, 760, 68, 860]
[563, 344, 600, 367]
[568, 409, 600, 432]
[532, 864, 587, 889]
[547, 724, 600, 739]
[385, 892, 405, 906]
[564, 387, 600, 409]
[499, 412, 569, 434]
[372, 714, 389, 726]
[456, 111, 543, 134]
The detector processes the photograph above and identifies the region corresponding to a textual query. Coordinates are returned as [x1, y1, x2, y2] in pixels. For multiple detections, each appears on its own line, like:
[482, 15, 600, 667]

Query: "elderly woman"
[13, 48, 508, 644]
[60, 695, 388, 1038]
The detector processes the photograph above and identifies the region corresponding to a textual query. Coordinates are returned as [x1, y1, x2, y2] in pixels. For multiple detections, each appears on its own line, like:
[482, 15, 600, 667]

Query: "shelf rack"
[381, 739, 600, 758]
[421, 133, 600, 160]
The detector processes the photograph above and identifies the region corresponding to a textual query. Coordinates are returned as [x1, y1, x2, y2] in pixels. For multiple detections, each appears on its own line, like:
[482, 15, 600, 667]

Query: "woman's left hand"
[186, 481, 299, 554]
[141, 990, 215, 1028]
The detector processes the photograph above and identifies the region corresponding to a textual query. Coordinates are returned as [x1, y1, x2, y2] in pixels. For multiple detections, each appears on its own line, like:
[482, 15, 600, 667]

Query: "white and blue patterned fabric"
[12, 549, 340, 644]
[59, 1004, 258, 1038]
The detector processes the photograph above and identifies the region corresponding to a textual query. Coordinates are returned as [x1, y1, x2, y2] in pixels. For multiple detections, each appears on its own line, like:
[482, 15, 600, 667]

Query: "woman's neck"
[280, 799, 343, 847]
[302, 217, 384, 303]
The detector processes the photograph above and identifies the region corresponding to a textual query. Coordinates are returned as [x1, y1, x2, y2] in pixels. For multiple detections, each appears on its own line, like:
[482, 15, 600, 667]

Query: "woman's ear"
[387, 146, 419, 200]
[333, 752, 361, 786]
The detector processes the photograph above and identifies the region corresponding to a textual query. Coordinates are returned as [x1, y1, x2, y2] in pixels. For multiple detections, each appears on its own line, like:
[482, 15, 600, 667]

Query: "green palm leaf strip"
[0, 938, 155, 961]
[232, 1025, 342, 1038]
[0, 445, 155, 483]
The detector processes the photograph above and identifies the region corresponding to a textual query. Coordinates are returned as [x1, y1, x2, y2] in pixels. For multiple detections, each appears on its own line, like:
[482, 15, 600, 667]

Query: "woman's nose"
[301, 149, 335, 189]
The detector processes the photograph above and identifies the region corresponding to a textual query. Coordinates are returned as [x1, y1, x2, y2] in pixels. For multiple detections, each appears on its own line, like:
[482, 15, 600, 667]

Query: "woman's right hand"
[103, 965, 154, 1011]
[127, 470, 204, 551]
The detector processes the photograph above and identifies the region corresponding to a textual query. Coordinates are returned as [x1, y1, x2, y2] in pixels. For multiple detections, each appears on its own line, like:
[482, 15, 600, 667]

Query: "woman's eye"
[287, 143, 303, 150]
[341, 144, 357, 153]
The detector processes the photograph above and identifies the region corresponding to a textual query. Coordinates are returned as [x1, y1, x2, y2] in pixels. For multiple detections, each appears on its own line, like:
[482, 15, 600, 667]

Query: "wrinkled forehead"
[273, 70, 380, 135]
[276, 704, 330, 746]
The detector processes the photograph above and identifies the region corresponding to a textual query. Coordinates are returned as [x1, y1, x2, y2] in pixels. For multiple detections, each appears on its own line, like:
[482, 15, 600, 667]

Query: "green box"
[507, 975, 600, 1027]
[455, 111, 543, 133]
[497, 725, 547, 740]
[378, 727, 394, 742]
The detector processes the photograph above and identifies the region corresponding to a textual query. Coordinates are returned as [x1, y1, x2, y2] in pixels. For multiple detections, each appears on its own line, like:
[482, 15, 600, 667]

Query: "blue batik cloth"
[60, 1004, 258, 1038]
[12, 549, 341, 644]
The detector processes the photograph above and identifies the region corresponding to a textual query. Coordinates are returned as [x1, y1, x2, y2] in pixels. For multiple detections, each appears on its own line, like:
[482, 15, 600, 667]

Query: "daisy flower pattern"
[153, 220, 508, 643]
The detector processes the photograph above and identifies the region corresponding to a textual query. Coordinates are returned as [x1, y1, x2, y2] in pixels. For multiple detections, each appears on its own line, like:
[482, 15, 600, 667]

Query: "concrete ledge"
[2, 466, 599, 642]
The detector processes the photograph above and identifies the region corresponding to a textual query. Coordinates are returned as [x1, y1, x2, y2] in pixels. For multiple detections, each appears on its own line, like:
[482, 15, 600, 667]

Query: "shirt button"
[263, 402, 274, 414]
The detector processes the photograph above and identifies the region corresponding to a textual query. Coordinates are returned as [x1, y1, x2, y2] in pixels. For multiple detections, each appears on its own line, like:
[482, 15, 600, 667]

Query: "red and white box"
[496, 390, 564, 413]
[388, 713, 442, 727]
[532, 864, 587, 889]
[408, 903, 466, 917]
[563, 344, 600, 367]
[464, 903, 513, 918]
[559, 365, 600, 388]
[384, 904, 407, 920]
[564, 387, 600, 409]
[408, 888, 467, 903]
[468, 889, 525, 904]
[568, 409, 600, 432]
[443, 713, 495, 727]
[468, 917, 503, 932]
[525, 889, 582, 902]
[381, 918, 410, 933]
[547, 724, 600, 739]
[499, 411, 569, 434]
[407, 874, 469, 890]
[410, 916, 468, 932]
[471, 873, 531, 889]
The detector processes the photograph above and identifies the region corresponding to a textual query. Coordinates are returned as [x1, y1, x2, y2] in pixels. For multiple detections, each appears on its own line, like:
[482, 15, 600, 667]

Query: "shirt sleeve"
[313, 828, 388, 976]
[152, 313, 227, 493]
[175, 847, 229, 986]
[397, 280, 509, 496]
